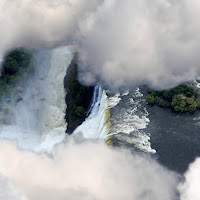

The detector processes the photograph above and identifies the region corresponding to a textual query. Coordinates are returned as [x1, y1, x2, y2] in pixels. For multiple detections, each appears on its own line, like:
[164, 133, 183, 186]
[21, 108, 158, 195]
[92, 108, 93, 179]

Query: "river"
[109, 86, 200, 174]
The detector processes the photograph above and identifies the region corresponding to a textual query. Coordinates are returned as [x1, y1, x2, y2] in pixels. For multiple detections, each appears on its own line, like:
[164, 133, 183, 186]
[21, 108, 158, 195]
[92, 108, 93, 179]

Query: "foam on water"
[194, 79, 200, 89]
[115, 131, 155, 153]
[0, 46, 73, 153]
[108, 93, 121, 108]
[108, 90, 130, 109]
[73, 86, 111, 140]
[109, 87, 156, 153]
[122, 90, 129, 96]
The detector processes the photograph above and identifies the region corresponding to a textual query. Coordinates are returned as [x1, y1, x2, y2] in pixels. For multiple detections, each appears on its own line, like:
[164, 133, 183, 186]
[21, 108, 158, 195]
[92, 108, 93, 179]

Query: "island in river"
[146, 82, 200, 112]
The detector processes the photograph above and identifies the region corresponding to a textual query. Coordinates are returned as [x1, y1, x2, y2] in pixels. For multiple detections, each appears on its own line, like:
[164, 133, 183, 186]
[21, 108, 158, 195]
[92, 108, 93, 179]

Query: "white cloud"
[78, 0, 200, 89]
[2, 0, 200, 89]
[0, 0, 101, 58]
[0, 140, 178, 200]
[179, 158, 200, 200]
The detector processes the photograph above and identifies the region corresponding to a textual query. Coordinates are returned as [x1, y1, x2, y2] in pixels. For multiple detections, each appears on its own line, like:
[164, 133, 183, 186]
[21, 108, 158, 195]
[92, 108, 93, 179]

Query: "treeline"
[0, 49, 33, 100]
[146, 84, 200, 112]
[65, 55, 94, 133]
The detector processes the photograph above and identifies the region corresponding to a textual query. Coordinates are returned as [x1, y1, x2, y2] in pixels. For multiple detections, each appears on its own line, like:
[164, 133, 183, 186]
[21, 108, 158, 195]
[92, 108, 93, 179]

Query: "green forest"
[0, 49, 33, 101]
[146, 84, 200, 112]
[65, 57, 94, 133]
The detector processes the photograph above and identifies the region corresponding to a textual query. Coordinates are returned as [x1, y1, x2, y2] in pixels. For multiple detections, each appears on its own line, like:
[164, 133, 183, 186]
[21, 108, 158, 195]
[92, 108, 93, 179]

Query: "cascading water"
[0, 46, 73, 153]
[73, 86, 111, 142]
[108, 88, 156, 154]
[0, 46, 152, 154]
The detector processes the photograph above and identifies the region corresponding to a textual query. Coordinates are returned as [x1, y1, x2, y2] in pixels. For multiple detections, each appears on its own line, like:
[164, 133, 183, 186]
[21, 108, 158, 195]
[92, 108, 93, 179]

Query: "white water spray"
[0, 46, 73, 153]
[109, 88, 156, 153]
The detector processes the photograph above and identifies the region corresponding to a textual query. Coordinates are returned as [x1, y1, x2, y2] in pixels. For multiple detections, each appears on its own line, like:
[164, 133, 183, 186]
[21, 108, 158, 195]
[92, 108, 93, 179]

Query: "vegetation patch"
[0, 49, 33, 100]
[0, 48, 33, 121]
[146, 84, 200, 112]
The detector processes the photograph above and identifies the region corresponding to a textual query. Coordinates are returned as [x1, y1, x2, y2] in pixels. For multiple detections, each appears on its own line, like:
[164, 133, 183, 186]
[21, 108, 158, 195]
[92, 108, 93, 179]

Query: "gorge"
[0, 46, 199, 200]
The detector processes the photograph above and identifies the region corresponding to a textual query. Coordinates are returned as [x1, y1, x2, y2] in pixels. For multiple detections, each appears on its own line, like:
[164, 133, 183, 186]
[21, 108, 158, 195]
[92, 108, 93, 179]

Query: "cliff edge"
[64, 54, 94, 134]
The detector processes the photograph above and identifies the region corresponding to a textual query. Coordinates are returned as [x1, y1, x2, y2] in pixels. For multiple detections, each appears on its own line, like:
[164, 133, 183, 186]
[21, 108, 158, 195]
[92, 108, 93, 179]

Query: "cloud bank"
[78, 0, 200, 89]
[1, 0, 200, 89]
[179, 158, 200, 200]
[0, 0, 101, 57]
[0, 140, 179, 200]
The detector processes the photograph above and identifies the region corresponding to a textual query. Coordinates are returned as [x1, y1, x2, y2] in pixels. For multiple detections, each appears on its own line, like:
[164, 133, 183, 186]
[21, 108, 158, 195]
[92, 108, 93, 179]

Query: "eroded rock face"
[64, 54, 94, 134]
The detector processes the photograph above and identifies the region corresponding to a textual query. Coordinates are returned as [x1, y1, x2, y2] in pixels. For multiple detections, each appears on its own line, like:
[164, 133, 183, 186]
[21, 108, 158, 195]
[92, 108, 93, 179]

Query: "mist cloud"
[1, 0, 200, 89]
[78, 0, 200, 89]
[179, 158, 200, 200]
[0, 0, 101, 58]
[0, 140, 179, 200]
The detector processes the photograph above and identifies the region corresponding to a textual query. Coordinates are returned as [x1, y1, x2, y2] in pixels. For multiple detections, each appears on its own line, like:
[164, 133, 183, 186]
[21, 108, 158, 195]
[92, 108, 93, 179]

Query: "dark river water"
[110, 87, 200, 174]
[146, 105, 200, 173]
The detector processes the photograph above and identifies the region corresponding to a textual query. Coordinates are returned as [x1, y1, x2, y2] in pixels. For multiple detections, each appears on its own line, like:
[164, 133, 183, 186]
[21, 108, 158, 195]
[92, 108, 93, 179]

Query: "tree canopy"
[146, 84, 200, 112]
[0, 48, 33, 100]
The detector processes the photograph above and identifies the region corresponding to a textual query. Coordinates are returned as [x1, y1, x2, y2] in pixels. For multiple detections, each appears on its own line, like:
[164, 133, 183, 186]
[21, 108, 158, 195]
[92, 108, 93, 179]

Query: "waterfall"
[0, 46, 73, 153]
[73, 86, 112, 144]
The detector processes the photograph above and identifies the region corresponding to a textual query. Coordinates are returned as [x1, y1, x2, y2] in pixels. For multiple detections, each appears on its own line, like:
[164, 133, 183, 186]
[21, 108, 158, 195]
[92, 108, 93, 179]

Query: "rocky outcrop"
[64, 54, 94, 134]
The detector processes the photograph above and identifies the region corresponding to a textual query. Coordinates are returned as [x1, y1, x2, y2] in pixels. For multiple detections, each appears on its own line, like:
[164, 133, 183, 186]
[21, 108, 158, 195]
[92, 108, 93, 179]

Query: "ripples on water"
[146, 105, 200, 173]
